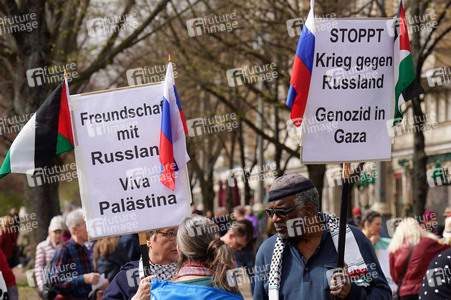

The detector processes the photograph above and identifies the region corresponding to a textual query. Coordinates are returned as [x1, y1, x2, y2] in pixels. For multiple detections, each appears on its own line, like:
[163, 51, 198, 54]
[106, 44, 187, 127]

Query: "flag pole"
[337, 162, 351, 269]
[168, 54, 172, 63]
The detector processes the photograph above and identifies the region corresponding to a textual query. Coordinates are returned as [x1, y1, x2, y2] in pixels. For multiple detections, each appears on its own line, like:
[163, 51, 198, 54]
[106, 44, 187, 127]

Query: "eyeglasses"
[265, 203, 303, 218]
[157, 230, 177, 240]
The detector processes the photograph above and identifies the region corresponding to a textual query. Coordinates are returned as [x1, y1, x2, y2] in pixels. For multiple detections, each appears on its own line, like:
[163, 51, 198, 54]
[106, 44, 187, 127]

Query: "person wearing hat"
[253, 174, 391, 299]
[34, 216, 64, 298]
[347, 207, 363, 229]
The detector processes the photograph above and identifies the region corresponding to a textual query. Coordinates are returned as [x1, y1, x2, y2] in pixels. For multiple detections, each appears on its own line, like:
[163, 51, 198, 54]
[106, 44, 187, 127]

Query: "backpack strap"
[395, 245, 414, 296]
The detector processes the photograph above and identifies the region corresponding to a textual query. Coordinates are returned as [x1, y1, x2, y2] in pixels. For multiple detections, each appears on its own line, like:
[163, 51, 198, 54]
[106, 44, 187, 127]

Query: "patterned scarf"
[138, 257, 177, 281]
[176, 261, 216, 278]
[268, 213, 370, 300]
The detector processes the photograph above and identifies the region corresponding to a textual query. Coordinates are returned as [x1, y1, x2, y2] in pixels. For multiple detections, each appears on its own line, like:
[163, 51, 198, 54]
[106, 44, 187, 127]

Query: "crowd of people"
[1, 174, 451, 299]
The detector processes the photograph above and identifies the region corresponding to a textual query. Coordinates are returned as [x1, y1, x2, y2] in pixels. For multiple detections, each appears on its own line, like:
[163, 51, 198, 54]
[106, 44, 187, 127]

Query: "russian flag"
[159, 61, 190, 190]
[286, 0, 316, 127]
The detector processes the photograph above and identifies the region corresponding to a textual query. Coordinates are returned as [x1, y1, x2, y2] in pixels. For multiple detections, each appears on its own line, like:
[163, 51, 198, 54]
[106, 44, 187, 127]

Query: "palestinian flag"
[0, 79, 74, 178]
[393, 0, 424, 126]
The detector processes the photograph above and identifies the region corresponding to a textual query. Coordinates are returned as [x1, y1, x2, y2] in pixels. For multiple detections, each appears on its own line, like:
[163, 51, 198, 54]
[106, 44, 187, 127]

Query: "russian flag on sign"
[159, 61, 190, 191]
[286, 0, 316, 127]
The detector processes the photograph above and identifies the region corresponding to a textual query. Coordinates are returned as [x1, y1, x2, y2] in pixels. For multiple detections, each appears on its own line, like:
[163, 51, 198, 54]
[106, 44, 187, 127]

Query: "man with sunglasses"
[254, 174, 391, 300]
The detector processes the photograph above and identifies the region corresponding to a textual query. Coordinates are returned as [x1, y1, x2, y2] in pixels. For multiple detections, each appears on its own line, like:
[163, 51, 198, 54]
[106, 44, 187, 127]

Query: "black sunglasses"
[265, 203, 302, 218]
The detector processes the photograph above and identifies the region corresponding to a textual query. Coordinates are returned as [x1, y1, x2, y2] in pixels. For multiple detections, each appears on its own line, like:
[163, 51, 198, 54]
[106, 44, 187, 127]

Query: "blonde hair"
[387, 217, 439, 253]
[93, 237, 120, 271]
[177, 216, 237, 294]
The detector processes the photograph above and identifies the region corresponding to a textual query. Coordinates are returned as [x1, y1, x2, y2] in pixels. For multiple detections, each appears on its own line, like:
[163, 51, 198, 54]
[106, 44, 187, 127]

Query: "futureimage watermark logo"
[186, 13, 238, 37]
[126, 63, 177, 86]
[27, 263, 78, 288]
[326, 163, 376, 187]
[186, 113, 238, 137]
[86, 13, 138, 37]
[88, 213, 138, 237]
[386, 113, 438, 138]
[286, 116, 339, 138]
[0, 13, 38, 35]
[186, 218, 219, 237]
[226, 63, 278, 87]
[386, 214, 439, 237]
[0, 113, 34, 136]
[226, 162, 277, 187]
[386, 11, 438, 37]
[26, 63, 78, 87]
[286, 13, 337, 37]
[0, 211, 38, 236]
[26, 163, 78, 187]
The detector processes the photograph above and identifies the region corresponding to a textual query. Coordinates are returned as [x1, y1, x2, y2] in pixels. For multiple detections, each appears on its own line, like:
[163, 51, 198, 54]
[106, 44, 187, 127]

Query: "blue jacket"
[102, 260, 139, 300]
[150, 279, 244, 299]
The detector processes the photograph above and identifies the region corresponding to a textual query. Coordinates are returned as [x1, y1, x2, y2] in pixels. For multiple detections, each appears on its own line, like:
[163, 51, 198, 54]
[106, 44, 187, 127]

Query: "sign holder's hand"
[131, 275, 156, 300]
[329, 264, 351, 299]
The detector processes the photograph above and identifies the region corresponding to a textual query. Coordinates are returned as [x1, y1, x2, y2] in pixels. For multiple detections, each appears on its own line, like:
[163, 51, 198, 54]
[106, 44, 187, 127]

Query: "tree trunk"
[410, 0, 428, 216]
[307, 165, 326, 211]
[238, 119, 251, 205]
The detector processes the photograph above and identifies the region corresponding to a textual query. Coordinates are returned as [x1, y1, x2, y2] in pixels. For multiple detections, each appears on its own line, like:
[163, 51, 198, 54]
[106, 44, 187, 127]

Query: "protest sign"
[69, 83, 191, 239]
[301, 19, 394, 163]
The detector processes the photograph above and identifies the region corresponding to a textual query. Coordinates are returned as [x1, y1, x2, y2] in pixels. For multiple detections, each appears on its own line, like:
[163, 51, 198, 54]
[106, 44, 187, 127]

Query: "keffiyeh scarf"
[138, 257, 177, 281]
[268, 213, 370, 300]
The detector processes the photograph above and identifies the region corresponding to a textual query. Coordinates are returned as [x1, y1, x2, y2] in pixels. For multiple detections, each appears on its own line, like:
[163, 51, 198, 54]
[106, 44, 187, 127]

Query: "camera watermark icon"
[186, 113, 238, 137]
[226, 63, 278, 87]
[126, 268, 140, 288]
[287, 217, 305, 237]
[426, 267, 450, 287]
[0, 13, 38, 35]
[386, 217, 403, 237]
[226, 268, 246, 287]
[186, 13, 238, 37]
[286, 13, 337, 37]
[425, 67, 450, 87]
[86, 14, 138, 38]
[26, 63, 78, 87]
[427, 167, 451, 187]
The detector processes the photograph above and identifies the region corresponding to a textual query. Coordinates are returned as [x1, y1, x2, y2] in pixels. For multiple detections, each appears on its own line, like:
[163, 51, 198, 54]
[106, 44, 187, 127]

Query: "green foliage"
[0, 192, 24, 216]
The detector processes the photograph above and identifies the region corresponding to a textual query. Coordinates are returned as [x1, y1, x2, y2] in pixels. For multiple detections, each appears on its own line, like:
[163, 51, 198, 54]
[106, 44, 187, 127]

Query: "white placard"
[301, 19, 394, 163]
[70, 83, 191, 239]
